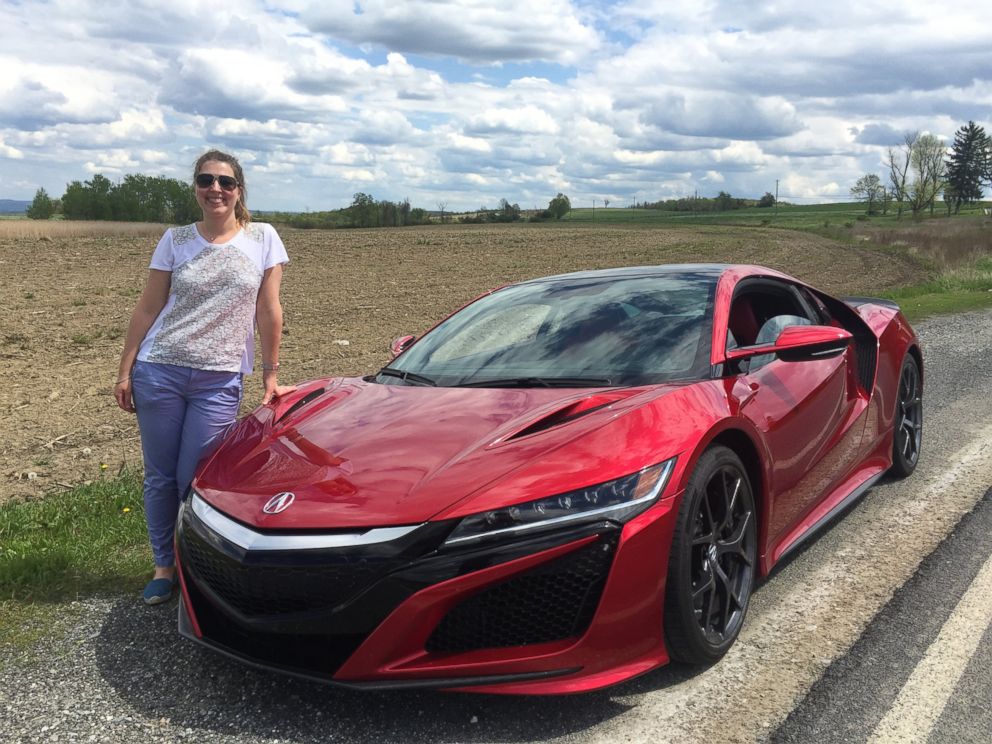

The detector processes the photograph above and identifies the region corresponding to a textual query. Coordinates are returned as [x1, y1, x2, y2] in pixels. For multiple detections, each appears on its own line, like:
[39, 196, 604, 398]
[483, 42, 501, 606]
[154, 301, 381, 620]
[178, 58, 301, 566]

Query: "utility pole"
[775, 180, 779, 219]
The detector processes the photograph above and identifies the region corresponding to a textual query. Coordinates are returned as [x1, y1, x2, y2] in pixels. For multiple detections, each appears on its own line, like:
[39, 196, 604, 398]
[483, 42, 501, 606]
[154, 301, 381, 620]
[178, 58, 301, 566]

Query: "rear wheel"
[664, 446, 756, 664]
[890, 354, 923, 478]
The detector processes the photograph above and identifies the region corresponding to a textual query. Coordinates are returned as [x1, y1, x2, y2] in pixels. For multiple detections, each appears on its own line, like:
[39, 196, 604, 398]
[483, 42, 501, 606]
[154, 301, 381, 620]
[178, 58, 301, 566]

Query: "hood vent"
[275, 388, 326, 425]
[506, 393, 630, 441]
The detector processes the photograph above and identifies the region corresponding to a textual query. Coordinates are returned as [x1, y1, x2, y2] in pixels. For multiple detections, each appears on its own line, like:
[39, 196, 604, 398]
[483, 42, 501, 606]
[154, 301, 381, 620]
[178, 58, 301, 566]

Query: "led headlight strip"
[443, 457, 676, 546]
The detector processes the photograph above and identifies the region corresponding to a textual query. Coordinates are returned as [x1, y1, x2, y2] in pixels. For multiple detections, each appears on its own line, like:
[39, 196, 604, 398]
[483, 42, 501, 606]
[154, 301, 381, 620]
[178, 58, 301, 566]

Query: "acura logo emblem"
[263, 492, 296, 514]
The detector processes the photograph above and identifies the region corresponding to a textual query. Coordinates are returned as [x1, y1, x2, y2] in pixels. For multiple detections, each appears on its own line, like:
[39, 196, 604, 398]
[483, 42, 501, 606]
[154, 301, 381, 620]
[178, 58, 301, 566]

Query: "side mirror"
[389, 334, 417, 357]
[725, 325, 853, 364]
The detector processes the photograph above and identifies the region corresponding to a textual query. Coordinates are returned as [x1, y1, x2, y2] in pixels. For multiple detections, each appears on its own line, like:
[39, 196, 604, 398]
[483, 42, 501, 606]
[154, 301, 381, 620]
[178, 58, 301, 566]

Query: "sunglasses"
[195, 173, 239, 191]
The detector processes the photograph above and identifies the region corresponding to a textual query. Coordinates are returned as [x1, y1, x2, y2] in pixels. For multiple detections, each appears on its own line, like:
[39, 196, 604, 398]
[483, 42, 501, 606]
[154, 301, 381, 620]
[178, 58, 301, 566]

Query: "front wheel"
[890, 354, 923, 478]
[664, 446, 757, 664]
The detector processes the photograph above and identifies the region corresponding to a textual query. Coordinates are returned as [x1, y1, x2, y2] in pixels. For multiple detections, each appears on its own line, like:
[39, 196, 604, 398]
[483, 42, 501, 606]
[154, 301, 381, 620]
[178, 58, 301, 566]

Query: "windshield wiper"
[376, 367, 437, 387]
[455, 376, 613, 388]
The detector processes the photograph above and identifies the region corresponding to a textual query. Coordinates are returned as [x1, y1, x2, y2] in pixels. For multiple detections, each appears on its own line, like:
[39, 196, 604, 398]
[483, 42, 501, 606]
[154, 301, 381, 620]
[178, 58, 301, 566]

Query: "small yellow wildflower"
[100, 463, 108, 471]
[122, 507, 131, 513]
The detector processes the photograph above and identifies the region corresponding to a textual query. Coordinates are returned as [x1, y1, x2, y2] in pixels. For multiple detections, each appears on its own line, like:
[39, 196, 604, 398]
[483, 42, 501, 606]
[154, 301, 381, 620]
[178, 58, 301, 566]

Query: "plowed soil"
[0, 222, 929, 503]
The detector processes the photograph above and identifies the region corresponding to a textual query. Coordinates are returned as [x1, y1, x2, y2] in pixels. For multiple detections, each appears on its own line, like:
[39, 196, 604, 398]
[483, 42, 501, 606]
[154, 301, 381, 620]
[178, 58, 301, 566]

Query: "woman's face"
[195, 160, 240, 221]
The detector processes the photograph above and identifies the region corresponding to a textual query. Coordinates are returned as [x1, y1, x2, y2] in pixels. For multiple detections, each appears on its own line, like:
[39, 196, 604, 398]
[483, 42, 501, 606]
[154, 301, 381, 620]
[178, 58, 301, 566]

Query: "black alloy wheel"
[890, 354, 923, 478]
[664, 445, 757, 664]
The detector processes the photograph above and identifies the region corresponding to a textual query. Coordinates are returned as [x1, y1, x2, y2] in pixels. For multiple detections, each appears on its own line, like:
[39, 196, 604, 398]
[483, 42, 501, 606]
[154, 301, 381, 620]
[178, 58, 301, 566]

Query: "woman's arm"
[256, 263, 296, 404]
[115, 269, 171, 413]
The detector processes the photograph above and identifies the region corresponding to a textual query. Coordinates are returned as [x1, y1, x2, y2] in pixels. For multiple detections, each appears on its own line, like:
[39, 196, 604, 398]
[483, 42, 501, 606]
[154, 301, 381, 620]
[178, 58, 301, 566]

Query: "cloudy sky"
[1, 0, 990, 212]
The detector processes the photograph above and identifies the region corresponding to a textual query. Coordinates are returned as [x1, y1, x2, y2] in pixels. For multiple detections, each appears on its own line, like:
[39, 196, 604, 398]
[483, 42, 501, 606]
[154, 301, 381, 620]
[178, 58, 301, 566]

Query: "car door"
[727, 279, 867, 547]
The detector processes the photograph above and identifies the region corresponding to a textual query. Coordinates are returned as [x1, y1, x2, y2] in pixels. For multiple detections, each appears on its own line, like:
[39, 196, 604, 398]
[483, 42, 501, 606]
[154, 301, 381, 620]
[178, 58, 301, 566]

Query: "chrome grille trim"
[189, 492, 422, 551]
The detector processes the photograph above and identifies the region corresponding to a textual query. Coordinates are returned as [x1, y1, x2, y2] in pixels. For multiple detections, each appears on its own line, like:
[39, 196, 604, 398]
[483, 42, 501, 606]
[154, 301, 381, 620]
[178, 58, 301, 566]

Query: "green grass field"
[562, 200, 992, 231]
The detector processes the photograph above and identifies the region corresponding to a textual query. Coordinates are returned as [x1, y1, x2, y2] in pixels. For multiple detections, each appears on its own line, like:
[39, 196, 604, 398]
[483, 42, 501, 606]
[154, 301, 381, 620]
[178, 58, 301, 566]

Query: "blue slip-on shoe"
[143, 577, 176, 605]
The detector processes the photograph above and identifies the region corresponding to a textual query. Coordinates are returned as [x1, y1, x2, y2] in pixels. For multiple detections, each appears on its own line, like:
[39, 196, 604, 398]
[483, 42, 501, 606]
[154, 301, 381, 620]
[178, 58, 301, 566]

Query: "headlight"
[443, 458, 676, 546]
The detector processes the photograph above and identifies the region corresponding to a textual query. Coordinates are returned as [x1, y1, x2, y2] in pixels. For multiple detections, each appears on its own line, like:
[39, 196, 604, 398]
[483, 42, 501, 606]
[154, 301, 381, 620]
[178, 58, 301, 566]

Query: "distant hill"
[0, 199, 30, 214]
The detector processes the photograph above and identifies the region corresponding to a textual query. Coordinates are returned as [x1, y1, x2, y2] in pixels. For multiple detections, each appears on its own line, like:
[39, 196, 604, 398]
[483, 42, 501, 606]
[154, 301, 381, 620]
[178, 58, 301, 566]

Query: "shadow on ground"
[93, 597, 700, 743]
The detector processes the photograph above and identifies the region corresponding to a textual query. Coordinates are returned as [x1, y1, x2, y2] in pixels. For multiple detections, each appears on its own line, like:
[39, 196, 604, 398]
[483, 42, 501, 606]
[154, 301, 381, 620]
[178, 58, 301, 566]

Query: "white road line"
[868, 547, 992, 744]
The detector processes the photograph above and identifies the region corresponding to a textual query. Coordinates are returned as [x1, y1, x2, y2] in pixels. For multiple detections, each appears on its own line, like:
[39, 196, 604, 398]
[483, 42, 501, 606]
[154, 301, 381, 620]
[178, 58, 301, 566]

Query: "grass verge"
[882, 257, 992, 321]
[0, 470, 149, 652]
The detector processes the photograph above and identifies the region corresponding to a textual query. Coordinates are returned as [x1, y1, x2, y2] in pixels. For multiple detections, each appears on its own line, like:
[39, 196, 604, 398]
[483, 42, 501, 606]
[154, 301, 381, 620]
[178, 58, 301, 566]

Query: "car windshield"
[378, 273, 717, 387]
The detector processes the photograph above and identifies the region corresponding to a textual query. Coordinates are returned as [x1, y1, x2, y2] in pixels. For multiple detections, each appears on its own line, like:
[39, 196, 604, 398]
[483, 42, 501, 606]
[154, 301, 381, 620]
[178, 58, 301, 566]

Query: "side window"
[729, 282, 816, 372]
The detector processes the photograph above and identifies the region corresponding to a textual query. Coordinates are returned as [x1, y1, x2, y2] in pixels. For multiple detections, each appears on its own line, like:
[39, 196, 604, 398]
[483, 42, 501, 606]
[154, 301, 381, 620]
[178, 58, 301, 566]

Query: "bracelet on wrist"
[115, 376, 131, 385]
[262, 362, 280, 371]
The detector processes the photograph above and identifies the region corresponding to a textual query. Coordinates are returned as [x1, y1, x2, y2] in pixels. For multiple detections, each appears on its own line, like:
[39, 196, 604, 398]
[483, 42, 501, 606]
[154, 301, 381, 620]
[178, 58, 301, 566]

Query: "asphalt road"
[2, 308, 991, 744]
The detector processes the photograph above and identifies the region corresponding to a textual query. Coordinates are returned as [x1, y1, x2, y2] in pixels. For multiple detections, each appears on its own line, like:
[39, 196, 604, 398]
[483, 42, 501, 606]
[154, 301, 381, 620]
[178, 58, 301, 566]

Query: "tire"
[890, 354, 923, 478]
[664, 445, 757, 665]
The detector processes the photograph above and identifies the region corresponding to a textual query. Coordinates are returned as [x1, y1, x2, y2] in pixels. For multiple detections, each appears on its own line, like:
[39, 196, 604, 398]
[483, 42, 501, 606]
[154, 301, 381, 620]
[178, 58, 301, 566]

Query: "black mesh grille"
[182, 526, 390, 617]
[425, 536, 617, 653]
[184, 570, 365, 676]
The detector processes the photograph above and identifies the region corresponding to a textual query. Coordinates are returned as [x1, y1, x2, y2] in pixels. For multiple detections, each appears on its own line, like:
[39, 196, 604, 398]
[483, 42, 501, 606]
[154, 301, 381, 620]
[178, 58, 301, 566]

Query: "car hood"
[193, 377, 669, 530]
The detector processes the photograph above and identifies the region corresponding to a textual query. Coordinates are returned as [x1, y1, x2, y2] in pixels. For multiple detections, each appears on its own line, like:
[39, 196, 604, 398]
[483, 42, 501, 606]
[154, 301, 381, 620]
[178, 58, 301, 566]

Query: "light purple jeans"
[131, 361, 243, 567]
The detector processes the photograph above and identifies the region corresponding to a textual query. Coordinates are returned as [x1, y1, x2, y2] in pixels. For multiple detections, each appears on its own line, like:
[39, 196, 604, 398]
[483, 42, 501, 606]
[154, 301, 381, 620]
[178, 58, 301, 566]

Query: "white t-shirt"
[136, 222, 289, 374]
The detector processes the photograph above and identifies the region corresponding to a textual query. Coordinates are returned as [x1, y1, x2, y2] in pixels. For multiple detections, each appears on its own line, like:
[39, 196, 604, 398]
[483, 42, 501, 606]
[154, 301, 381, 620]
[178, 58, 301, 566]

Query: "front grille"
[184, 570, 365, 676]
[425, 536, 617, 653]
[182, 524, 391, 618]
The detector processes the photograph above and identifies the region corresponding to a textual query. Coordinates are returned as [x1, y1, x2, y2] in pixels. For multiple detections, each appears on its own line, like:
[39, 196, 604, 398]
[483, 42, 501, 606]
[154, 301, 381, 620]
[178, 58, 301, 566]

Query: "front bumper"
[176, 491, 681, 694]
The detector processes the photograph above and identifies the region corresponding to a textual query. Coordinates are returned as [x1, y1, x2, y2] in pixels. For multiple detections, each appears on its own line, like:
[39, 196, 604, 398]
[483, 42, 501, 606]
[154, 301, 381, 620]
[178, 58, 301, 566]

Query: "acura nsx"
[175, 263, 922, 694]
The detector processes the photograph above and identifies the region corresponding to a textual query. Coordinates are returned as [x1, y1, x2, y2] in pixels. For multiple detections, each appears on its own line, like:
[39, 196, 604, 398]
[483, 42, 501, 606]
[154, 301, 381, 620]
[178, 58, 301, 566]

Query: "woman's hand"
[115, 377, 135, 413]
[261, 369, 297, 405]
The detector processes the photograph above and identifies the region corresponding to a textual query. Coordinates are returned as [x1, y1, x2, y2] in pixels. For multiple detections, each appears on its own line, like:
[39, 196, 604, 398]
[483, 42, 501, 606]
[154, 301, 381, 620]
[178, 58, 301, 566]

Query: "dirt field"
[0, 221, 929, 503]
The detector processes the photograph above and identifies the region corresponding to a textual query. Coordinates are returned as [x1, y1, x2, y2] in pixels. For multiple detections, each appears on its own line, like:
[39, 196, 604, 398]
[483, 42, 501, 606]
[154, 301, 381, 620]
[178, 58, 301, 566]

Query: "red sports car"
[176, 264, 922, 694]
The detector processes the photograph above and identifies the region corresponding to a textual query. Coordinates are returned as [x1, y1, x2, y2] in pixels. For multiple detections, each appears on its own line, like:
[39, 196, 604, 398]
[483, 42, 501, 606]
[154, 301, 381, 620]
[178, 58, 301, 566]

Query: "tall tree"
[887, 132, 917, 219]
[945, 121, 989, 213]
[60, 180, 89, 219]
[348, 192, 378, 228]
[907, 133, 946, 216]
[547, 193, 571, 220]
[851, 174, 885, 214]
[85, 174, 114, 220]
[26, 187, 55, 219]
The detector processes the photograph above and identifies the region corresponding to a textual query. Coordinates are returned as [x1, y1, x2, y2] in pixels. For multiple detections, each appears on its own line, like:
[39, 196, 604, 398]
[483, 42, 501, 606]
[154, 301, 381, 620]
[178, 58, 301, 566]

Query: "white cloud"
[0, 0, 990, 209]
[0, 139, 24, 159]
[447, 134, 492, 154]
[340, 168, 377, 182]
[466, 106, 560, 136]
[302, 0, 600, 64]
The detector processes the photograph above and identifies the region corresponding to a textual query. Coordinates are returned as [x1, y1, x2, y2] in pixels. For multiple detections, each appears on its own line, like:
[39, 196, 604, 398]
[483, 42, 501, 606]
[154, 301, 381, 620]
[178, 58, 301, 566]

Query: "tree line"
[28, 173, 199, 223]
[25, 175, 575, 228]
[632, 191, 776, 212]
[851, 121, 991, 217]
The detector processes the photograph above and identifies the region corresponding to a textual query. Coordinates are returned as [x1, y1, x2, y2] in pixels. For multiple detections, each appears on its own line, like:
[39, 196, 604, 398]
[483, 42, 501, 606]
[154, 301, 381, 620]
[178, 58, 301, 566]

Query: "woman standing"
[114, 149, 293, 604]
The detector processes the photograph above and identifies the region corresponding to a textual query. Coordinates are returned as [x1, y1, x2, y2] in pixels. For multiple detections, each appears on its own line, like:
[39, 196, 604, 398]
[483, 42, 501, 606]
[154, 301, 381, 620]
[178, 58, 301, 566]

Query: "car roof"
[512, 263, 802, 288]
[512, 263, 731, 286]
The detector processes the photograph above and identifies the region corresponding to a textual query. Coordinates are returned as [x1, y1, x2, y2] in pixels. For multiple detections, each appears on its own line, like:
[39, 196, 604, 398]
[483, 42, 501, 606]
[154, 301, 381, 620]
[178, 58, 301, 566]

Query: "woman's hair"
[193, 149, 251, 226]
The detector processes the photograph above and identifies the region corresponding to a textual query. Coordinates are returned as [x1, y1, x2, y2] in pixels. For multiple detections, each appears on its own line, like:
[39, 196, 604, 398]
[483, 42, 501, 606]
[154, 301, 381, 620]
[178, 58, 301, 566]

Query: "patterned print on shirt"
[146, 245, 262, 370]
[172, 224, 197, 246]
